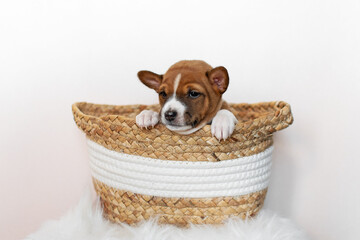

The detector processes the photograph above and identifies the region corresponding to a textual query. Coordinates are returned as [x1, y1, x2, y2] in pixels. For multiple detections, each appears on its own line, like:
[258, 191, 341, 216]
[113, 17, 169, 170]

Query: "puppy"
[135, 60, 238, 140]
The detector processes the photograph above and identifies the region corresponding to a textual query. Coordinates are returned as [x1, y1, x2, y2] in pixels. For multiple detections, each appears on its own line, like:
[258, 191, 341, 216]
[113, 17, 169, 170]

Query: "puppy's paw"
[211, 109, 238, 140]
[136, 110, 159, 129]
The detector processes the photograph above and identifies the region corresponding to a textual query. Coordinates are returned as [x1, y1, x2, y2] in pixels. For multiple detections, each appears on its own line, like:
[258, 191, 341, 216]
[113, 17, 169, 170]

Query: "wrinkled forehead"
[161, 71, 208, 93]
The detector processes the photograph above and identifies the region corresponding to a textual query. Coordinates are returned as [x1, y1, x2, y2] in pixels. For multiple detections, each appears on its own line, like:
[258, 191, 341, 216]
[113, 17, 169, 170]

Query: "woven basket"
[72, 101, 293, 226]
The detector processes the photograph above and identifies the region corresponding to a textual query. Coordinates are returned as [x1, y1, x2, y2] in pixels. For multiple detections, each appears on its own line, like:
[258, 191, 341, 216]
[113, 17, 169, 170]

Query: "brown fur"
[138, 60, 229, 128]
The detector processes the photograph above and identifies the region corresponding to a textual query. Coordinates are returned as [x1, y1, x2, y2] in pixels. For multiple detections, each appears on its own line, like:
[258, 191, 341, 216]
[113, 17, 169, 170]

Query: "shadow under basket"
[72, 101, 293, 226]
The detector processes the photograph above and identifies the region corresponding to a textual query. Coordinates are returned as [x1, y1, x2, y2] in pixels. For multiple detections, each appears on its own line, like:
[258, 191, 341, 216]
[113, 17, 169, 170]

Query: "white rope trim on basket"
[87, 139, 273, 198]
[90, 155, 271, 183]
[88, 147, 271, 176]
[90, 161, 271, 191]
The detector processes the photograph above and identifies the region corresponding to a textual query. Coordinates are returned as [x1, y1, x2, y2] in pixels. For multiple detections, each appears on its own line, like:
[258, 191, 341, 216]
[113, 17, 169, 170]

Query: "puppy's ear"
[206, 66, 229, 94]
[137, 71, 163, 92]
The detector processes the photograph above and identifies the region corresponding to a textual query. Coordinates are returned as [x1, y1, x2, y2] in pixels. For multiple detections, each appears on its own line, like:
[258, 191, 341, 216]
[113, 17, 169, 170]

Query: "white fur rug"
[25, 191, 309, 240]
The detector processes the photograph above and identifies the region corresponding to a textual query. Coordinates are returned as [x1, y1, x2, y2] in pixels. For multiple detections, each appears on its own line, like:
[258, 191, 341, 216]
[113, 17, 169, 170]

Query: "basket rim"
[72, 101, 293, 138]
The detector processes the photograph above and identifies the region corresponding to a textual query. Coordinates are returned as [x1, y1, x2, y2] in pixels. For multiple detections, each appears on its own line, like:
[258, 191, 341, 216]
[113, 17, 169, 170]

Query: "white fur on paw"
[136, 110, 159, 129]
[211, 109, 238, 140]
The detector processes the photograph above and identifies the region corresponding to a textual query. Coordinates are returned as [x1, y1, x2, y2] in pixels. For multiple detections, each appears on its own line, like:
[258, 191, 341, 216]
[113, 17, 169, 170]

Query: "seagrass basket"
[72, 101, 293, 226]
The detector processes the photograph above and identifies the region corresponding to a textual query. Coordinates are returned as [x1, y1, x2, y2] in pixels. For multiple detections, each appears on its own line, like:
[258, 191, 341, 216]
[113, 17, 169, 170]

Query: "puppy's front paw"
[211, 109, 238, 140]
[136, 110, 159, 129]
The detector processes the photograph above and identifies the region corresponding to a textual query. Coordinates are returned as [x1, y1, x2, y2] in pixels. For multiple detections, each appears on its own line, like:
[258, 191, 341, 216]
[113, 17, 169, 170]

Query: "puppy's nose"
[165, 110, 177, 121]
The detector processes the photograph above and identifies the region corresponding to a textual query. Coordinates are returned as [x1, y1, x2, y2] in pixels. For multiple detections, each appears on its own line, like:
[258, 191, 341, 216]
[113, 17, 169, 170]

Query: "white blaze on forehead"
[161, 73, 188, 128]
[173, 73, 182, 95]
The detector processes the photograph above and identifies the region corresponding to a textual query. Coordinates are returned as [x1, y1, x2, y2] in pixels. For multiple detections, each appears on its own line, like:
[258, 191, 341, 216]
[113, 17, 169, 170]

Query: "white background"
[1, 0, 359, 239]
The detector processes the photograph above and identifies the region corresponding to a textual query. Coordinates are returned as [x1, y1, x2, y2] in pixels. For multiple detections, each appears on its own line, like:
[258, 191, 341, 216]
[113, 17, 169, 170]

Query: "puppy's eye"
[159, 91, 167, 98]
[188, 90, 200, 98]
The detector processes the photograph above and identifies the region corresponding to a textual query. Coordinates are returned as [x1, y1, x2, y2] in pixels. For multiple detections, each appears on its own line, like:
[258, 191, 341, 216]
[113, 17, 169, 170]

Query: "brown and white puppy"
[136, 60, 238, 140]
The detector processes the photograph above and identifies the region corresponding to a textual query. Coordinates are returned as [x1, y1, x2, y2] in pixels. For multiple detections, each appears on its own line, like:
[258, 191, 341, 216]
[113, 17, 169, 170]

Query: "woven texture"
[93, 178, 267, 226]
[72, 101, 293, 226]
[72, 101, 293, 161]
[88, 139, 273, 198]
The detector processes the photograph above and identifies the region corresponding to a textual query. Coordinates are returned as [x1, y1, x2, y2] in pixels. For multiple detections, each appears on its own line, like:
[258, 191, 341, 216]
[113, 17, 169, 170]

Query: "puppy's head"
[138, 60, 229, 134]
